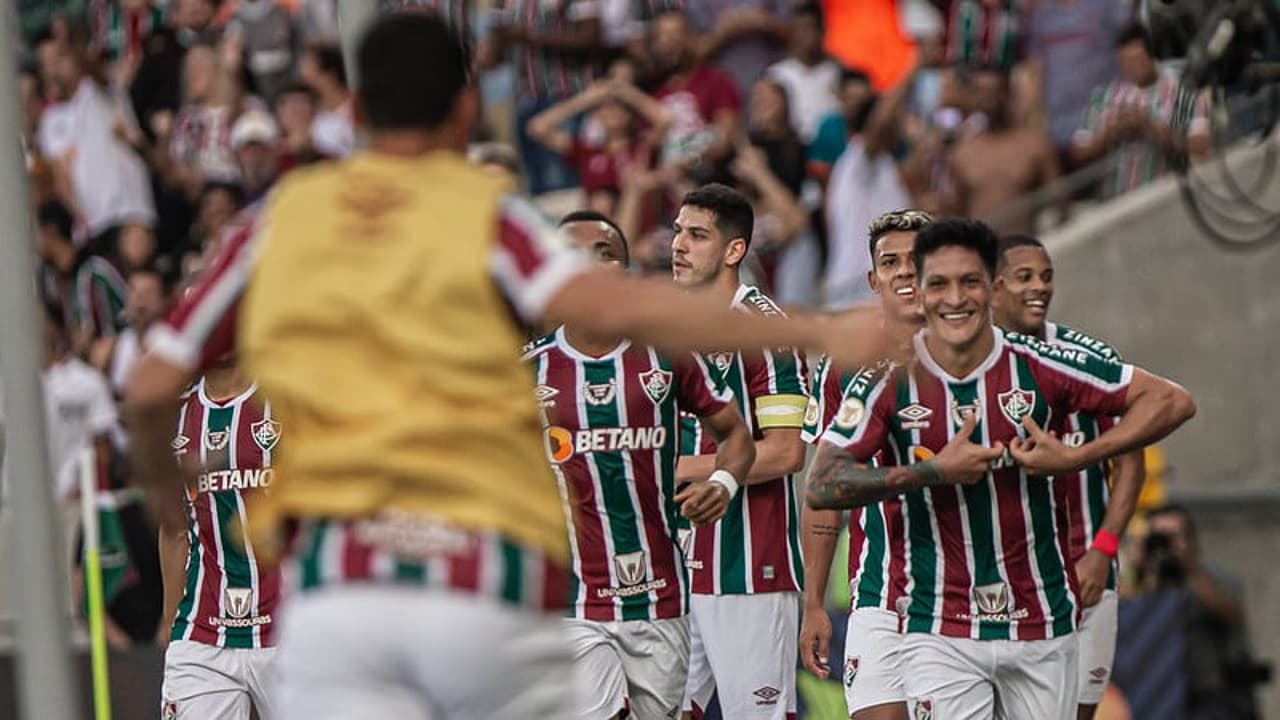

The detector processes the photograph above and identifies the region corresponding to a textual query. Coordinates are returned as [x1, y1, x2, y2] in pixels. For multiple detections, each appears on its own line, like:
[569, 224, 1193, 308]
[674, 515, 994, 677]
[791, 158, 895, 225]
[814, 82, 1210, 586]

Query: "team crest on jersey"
[973, 582, 1011, 615]
[709, 352, 734, 373]
[162, 700, 178, 720]
[583, 380, 618, 406]
[844, 656, 859, 687]
[998, 388, 1036, 425]
[204, 430, 230, 451]
[251, 419, 281, 453]
[171, 434, 190, 455]
[950, 401, 981, 427]
[224, 588, 253, 619]
[914, 699, 933, 720]
[897, 403, 933, 430]
[834, 398, 865, 429]
[614, 551, 647, 586]
[533, 384, 559, 408]
[639, 369, 673, 405]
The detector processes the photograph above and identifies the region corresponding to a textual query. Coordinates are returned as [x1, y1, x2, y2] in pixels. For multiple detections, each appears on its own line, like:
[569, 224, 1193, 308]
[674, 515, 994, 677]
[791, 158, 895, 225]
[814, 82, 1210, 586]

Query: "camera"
[1141, 530, 1186, 588]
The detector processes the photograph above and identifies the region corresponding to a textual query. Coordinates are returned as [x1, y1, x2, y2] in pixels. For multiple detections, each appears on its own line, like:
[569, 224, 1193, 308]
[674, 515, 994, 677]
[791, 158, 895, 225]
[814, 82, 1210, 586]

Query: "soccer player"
[799, 209, 932, 720]
[670, 184, 810, 720]
[158, 355, 280, 720]
[125, 14, 883, 719]
[529, 210, 755, 719]
[990, 234, 1145, 720]
[805, 218, 1195, 720]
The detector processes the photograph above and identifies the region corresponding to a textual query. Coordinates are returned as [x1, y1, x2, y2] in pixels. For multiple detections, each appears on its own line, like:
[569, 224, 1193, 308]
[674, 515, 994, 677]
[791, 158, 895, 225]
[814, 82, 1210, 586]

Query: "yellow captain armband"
[754, 394, 809, 430]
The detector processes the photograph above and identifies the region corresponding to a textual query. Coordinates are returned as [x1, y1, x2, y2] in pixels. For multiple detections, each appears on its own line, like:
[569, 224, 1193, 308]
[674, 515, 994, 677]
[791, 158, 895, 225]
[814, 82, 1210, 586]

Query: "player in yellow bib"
[127, 13, 886, 719]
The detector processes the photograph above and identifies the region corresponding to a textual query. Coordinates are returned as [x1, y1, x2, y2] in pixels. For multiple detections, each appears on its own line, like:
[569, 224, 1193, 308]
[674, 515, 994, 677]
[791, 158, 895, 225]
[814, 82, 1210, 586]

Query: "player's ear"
[867, 269, 879, 292]
[724, 237, 747, 268]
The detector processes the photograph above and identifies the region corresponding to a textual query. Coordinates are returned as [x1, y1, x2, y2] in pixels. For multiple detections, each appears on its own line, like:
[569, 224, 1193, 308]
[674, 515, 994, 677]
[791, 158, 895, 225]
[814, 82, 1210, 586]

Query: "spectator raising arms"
[527, 76, 671, 216]
[765, 2, 841, 146]
[298, 42, 353, 158]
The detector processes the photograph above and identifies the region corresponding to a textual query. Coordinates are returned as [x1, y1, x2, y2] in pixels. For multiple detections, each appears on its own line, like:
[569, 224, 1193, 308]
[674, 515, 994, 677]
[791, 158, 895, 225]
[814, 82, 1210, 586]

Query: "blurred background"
[0, 0, 1277, 717]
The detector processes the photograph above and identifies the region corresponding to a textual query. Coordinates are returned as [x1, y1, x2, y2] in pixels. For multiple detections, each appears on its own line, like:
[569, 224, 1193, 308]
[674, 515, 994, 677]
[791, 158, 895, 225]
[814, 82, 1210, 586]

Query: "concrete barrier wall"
[1044, 137, 1280, 718]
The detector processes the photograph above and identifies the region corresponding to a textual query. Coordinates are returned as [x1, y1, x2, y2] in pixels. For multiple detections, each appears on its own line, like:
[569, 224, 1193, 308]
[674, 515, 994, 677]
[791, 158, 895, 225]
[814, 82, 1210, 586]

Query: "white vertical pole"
[0, 2, 79, 717]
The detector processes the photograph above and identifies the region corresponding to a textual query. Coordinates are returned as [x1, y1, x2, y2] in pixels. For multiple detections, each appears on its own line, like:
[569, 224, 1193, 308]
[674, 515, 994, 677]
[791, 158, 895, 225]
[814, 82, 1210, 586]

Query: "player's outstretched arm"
[798, 503, 841, 678]
[544, 271, 885, 370]
[1011, 369, 1195, 475]
[806, 414, 1000, 510]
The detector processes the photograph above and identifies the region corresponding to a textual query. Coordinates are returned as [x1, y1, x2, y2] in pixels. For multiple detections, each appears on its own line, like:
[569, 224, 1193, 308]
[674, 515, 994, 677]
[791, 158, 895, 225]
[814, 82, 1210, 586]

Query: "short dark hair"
[1148, 503, 1196, 540]
[912, 218, 999, 278]
[680, 183, 755, 253]
[996, 234, 1046, 271]
[274, 81, 316, 103]
[1115, 22, 1153, 54]
[793, 2, 824, 31]
[560, 210, 630, 266]
[307, 42, 347, 86]
[356, 13, 468, 131]
[840, 66, 871, 89]
[867, 209, 932, 261]
[36, 200, 74, 240]
[127, 263, 174, 295]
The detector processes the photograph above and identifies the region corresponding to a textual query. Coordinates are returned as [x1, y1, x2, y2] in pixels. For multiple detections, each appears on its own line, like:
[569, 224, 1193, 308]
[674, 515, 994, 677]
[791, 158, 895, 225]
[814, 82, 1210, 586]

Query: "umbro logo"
[753, 686, 780, 706]
[1089, 666, 1109, 683]
[171, 435, 190, 454]
[533, 385, 559, 408]
[897, 403, 933, 430]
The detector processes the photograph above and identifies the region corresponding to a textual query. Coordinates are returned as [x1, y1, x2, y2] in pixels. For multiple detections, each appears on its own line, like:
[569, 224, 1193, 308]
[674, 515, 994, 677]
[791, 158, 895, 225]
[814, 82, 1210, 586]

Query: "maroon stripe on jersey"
[846, 506, 866, 596]
[621, 349, 683, 618]
[447, 535, 482, 593]
[984, 362, 1045, 641]
[544, 348, 614, 621]
[497, 214, 546, 279]
[542, 556, 570, 611]
[884, 497, 909, 609]
[745, 479, 797, 592]
[689, 522, 715, 595]
[914, 369, 971, 636]
[258, 564, 282, 646]
[234, 398, 266, 469]
[1054, 475, 1082, 618]
[341, 527, 376, 579]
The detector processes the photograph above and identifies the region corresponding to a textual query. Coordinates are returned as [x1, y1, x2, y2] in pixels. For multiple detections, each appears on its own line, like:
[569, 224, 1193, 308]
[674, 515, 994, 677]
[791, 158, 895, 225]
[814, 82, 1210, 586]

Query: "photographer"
[1142, 505, 1267, 720]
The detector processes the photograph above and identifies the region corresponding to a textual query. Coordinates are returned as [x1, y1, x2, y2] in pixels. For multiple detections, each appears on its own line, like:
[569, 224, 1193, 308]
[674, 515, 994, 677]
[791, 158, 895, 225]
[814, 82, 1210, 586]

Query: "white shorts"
[843, 608, 907, 715]
[683, 592, 800, 719]
[565, 616, 690, 719]
[162, 640, 277, 720]
[1077, 590, 1119, 706]
[273, 586, 575, 720]
[900, 632, 1077, 720]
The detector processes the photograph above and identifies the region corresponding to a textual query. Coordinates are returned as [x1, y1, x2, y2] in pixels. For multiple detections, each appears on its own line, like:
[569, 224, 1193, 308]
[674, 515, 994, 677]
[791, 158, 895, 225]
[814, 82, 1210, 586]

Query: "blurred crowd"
[3, 0, 1218, 651]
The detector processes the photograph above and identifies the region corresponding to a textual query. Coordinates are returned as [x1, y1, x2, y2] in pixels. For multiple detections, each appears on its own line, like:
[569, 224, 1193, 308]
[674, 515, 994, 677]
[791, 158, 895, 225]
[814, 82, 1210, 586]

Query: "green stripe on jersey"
[171, 517, 203, 642]
[583, 361, 649, 621]
[500, 540, 524, 606]
[299, 520, 328, 590]
[716, 359, 750, 594]
[857, 504, 888, 608]
[951, 381, 1006, 640]
[899, 380, 938, 634]
[207, 406, 257, 648]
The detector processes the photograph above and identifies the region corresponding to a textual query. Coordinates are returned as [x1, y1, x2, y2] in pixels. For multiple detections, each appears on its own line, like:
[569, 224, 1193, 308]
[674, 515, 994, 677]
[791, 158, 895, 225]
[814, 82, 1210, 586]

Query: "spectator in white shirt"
[299, 41, 354, 158]
[766, 2, 840, 145]
[35, 32, 156, 245]
[109, 267, 170, 401]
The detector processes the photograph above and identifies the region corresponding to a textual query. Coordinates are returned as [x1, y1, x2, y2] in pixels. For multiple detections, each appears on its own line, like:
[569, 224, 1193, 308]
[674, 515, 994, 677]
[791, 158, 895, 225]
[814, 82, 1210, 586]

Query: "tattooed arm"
[798, 503, 843, 677]
[806, 414, 1001, 510]
[805, 443, 944, 510]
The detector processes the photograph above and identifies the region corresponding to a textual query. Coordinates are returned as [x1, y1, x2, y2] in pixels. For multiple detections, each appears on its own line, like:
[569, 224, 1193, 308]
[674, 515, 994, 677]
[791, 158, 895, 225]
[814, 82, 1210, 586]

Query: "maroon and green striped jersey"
[679, 285, 809, 596]
[170, 380, 282, 648]
[525, 328, 732, 621]
[1044, 321, 1122, 591]
[821, 329, 1133, 641]
[804, 356, 909, 614]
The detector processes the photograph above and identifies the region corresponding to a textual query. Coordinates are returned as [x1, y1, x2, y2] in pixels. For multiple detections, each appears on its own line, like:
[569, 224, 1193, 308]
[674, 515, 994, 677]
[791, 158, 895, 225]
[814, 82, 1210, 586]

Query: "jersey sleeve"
[489, 194, 589, 325]
[146, 212, 260, 371]
[802, 355, 848, 444]
[675, 353, 733, 419]
[744, 345, 810, 431]
[818, 365, 895, 464]
[1012, 335, 1134, 419]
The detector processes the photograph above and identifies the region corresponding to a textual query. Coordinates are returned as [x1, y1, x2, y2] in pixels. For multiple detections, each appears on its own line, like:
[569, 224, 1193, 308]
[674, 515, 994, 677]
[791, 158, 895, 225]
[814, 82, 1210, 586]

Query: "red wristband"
[1092, 529, 1120, 559]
